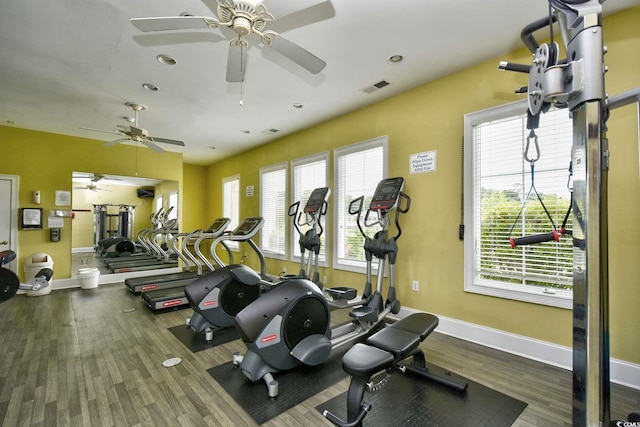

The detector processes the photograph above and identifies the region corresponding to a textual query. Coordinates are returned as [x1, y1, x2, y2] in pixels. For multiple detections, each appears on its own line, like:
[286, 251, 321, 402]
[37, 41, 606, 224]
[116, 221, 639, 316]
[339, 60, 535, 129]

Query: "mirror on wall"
[71, 171, 179, 277]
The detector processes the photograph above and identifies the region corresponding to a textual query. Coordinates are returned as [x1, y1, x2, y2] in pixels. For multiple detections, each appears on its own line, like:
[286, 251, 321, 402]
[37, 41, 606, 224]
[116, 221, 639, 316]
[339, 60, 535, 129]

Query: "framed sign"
[22, 208, 43, 230]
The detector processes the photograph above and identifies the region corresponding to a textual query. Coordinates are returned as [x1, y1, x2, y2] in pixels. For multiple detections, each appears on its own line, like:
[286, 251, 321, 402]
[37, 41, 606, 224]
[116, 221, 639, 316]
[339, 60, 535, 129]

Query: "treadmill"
[125, 218, 231, 294]
[141, 216, 266, 311]
[108, 217, 180, 273]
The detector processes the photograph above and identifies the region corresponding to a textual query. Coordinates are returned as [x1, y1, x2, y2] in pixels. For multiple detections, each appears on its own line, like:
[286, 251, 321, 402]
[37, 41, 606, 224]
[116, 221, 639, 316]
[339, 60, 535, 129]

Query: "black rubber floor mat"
[207, 350, 348, 425]
[168, 325, 239, 352]
[317, 363, 527, 426]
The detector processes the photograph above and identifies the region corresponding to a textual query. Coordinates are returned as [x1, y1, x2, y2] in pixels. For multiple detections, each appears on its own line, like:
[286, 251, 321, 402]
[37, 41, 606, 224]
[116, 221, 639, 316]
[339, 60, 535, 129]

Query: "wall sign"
[21, 208, 43, 230]
[409, 150, 437, 174]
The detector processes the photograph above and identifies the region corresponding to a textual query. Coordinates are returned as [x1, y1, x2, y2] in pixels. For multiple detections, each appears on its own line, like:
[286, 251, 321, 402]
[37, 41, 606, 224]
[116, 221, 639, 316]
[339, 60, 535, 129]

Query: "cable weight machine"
[499, 1, 640, 424]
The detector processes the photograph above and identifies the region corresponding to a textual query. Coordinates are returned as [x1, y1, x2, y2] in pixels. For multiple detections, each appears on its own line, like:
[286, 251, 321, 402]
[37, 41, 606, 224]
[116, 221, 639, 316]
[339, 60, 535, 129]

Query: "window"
[223, 175, 240, 251]
[155, 196, 163, 223]
[290, 153, 328, 265]
[168, 192, 178, 221]
[260, 163, 287, 259]
[464, 101, 573, 308]
[333, 136, 387, 272]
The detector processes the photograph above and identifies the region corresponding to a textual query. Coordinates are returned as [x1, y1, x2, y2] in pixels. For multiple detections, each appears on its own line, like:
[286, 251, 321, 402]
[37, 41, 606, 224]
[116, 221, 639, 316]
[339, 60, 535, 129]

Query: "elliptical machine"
[231, 177, 409, 397]
[184, 217, 273, 341]
[287, 187, 330, 287]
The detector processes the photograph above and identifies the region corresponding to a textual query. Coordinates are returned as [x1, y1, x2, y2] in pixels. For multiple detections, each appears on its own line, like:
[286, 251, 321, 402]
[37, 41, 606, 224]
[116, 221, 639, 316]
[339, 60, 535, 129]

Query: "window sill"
[465, 278, 572, 309]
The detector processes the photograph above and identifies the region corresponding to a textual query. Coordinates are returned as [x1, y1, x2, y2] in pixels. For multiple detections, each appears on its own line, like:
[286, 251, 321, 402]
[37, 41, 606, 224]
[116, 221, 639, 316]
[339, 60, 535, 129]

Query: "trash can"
[23, 253, 54, 296]
[78, 268, 100, 289]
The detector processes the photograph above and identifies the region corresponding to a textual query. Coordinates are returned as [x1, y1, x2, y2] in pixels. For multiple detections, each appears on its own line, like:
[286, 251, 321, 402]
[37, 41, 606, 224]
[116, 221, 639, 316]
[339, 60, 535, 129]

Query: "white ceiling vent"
[360, 80, 390, 94]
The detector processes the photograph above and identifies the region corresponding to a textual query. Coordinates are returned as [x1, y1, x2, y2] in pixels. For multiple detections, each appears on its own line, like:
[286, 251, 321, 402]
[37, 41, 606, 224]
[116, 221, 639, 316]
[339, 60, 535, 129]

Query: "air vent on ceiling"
[360, 80, 390, 94]
[262, 128, 280, 134]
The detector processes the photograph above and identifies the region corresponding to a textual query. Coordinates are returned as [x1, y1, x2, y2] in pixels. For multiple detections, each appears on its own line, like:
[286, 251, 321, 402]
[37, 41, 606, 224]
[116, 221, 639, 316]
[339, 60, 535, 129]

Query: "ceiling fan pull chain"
[240, 81, 244, 106]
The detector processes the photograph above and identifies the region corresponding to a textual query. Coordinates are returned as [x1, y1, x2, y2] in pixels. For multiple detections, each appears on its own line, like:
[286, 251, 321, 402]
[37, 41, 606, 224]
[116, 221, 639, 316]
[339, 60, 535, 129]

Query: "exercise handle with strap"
[509, 130, 559, 248]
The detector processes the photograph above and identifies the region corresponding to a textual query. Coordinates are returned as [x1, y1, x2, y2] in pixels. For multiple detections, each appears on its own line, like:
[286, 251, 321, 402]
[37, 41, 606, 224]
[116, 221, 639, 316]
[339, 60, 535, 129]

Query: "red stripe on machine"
[163, 299, 183, 307]
[203, 301, 216, 307]
[141, 284, 158, 291]
[261, 334, 278, 343]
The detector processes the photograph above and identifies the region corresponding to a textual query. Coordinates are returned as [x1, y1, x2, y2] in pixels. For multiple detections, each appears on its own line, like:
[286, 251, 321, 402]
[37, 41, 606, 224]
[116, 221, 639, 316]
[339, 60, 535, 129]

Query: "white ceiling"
[2, 0, 639, 165]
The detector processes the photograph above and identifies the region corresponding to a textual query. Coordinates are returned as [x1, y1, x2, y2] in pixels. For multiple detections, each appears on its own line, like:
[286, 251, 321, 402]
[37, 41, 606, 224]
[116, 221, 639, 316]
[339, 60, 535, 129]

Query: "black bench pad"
[342, 343, 394, 377]
[366, 328, 420, 359]
[389, 312, 438, 340]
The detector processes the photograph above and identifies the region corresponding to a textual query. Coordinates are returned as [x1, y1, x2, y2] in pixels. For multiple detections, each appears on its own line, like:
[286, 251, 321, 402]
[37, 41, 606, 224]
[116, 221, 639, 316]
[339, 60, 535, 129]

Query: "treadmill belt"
[168, 325, 239, 352]
[316, 362, 527, 426]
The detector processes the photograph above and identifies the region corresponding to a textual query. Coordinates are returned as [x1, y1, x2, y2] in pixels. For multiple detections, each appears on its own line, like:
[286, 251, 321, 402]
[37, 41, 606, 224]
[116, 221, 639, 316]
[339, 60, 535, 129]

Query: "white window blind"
[464, 102, 573, 307]
[260, 163, 287, 259]
[223, 175, 240, 251]
[291, 153, 328, 264]
[333, 136, 386, 272]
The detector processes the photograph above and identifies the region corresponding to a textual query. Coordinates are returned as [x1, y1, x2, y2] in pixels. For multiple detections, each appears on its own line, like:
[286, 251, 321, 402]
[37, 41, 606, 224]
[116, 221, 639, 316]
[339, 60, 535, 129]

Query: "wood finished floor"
[1, 282, 638, 426]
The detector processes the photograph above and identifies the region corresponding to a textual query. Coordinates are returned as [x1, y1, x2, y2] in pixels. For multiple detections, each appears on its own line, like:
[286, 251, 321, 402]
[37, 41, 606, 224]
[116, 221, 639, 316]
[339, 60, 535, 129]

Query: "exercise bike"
[1, 250, 53, 303]
[231, 177, 409, 397]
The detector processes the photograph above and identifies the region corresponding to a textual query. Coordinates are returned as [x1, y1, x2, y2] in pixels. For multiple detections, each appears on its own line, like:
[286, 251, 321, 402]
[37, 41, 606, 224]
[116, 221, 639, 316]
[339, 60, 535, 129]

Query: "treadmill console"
[370, 177, 404, 211]
[232, 217, 264, 237]
[204, 218, 231, 233]
[303, 187, 330, 214]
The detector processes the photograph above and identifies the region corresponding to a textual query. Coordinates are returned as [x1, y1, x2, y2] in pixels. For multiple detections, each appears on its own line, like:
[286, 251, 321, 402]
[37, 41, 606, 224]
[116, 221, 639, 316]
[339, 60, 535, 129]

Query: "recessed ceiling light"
[156, 54, 176, 65]
[292, 103, 303, 109]
[387, 54, 404, 64]
[142, 83, 159, 91]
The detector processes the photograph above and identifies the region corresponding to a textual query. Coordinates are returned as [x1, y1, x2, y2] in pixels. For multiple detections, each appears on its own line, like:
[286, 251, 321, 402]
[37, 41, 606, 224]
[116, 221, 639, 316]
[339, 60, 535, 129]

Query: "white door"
[0, 175, 19, 272]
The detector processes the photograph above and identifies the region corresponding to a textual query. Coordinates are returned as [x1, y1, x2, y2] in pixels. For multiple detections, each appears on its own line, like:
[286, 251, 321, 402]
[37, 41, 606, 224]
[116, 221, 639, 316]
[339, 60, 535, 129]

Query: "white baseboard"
[71, 247, 94, 253]
[51, 267, 182, 290]
[396, 307, 640, 390]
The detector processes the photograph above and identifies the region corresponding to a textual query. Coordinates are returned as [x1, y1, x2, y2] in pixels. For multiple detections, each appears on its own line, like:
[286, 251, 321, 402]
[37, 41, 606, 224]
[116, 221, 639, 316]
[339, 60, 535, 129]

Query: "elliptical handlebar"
[348, 196, 367, 239]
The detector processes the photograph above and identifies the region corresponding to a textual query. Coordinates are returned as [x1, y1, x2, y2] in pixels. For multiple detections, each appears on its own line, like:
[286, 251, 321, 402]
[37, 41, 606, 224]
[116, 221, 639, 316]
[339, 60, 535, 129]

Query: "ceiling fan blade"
[149, 137, 185, 147]
[262, 0, 328, 20]
[104, 138, 130, 147]
[226, 39, 247, 83]
[131, 16, 220, 32]
[80, 126, 123, 136]
[268, 34, 326, 74]
[143, 141, 166, 154]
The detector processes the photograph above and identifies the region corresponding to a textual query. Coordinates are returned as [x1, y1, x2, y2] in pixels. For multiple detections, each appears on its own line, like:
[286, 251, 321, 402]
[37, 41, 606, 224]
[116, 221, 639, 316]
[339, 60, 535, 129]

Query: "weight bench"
[323, 312, 468, 427]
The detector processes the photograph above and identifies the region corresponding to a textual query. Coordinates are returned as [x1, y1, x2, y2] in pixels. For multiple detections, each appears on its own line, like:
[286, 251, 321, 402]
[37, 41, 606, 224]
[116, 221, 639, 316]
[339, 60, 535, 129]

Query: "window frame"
[260, 162, 288, 260]
[332, 136, 388, 274]
[463, 100, 572, 309]
[289, 152, 329, 267]
[222, 174, 240, 252]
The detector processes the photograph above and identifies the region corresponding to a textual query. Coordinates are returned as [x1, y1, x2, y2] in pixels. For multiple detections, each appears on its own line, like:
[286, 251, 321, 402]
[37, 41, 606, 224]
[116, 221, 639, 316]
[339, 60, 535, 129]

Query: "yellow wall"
[181, 164, 210, 232]
[0, 126, 183, 280]
[203, 9, 640, 363]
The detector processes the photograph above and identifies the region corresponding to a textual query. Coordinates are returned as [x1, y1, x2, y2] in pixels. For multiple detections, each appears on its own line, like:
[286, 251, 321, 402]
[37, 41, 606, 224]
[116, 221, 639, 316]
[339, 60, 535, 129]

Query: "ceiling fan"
[73, 174, 114, 192]
[130, 0, 328, 83]
[80, 102, 185, 153]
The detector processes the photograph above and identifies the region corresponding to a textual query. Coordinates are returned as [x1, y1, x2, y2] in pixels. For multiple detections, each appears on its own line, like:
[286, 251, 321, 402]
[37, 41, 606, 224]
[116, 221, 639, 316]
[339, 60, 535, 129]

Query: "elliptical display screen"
[370, 177, 404, 211]
[303, 187, 330, 213]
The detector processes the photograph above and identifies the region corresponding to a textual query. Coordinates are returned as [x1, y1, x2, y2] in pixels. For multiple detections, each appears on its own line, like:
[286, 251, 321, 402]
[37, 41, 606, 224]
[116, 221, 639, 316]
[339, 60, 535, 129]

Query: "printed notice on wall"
[409, 150, 437, 174]
[245, 185, 254, 197]
[55, 190, 71, 206]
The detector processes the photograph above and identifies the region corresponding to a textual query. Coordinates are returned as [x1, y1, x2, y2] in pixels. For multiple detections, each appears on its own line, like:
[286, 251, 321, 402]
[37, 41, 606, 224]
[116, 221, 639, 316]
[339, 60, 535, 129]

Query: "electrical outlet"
[282, 267, 287, 275]
[412, 280, 419, 292]
[322, 276, 328, 285]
